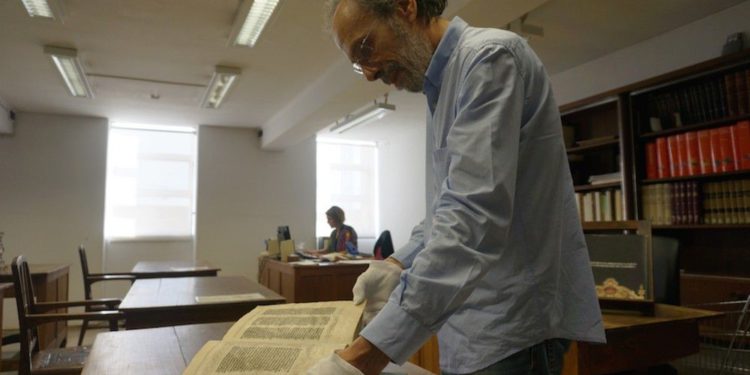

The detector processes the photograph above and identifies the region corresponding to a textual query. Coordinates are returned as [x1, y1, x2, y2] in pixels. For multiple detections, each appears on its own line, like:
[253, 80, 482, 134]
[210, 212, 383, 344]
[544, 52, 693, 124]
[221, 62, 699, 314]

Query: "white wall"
[0, 112, 108, 327]
[196, 126, 316, 281]
[335, 91, 428, 251]
[551, 1, 750, 105]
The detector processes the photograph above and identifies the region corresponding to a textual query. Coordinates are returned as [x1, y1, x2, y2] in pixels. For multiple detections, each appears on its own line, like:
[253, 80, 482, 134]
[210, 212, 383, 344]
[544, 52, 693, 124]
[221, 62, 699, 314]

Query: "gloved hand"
[352, 260, 402, 325]
[307, 352, 364, 375]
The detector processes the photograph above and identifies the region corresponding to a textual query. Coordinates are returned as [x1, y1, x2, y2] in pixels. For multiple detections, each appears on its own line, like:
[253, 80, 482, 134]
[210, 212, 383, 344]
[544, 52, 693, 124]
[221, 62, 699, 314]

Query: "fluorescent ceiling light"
[232, 0, 280, 47]
[202, 66, 241, 109]
[112, 122, 196, 134]
[20, 0, 55, 18]
[44, 46, 93, 98]
[330, 101, 396, 134]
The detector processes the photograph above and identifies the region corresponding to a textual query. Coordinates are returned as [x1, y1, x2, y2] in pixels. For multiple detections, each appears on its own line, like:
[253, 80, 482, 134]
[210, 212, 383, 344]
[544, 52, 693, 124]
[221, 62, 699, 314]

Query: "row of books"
[642, 179, 750, 225]
[644, 120, 750, 179]
[574, 188, 625, 223]
[644, 67, 750, 131]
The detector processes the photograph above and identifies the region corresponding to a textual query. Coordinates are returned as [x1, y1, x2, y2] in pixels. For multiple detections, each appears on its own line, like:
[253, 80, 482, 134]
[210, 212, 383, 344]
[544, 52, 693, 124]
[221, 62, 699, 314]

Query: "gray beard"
[384, 20, 433, 93]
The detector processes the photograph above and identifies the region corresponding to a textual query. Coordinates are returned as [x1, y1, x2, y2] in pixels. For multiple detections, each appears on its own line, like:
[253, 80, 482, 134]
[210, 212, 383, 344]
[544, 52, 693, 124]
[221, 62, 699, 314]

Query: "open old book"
[184, 301, 364, 374]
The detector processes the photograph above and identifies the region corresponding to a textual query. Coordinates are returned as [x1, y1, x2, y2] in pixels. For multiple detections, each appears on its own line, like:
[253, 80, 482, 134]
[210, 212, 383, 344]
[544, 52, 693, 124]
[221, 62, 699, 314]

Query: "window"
[316, 138, 378, 238]
[104, 123, 197, 239]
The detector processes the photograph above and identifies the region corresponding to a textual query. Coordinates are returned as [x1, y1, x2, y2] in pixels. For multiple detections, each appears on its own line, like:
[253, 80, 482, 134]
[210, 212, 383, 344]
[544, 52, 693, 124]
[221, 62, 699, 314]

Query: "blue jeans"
[441, 338, 570, 375]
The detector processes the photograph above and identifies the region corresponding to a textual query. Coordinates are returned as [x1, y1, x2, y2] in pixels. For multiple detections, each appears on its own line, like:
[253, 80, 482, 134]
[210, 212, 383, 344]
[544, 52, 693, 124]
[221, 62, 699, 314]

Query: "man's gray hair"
[324, 0, 447, 30]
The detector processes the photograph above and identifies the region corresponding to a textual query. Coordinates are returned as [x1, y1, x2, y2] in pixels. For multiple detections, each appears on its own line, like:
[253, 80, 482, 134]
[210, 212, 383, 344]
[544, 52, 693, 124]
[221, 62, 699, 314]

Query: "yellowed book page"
[183, 340, 346, 375]
[223, 301, 364, 344]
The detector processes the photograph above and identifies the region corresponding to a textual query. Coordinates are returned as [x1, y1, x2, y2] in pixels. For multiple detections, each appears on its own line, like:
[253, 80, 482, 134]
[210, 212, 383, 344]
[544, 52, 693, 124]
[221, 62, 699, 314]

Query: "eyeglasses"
[351, 30, 375, 75]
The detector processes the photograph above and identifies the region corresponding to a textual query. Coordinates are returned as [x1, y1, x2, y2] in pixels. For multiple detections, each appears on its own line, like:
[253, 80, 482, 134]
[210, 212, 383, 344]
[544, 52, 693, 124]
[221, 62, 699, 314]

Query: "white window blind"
[316, 138, 379, 238]
[104, 124, 197, 239]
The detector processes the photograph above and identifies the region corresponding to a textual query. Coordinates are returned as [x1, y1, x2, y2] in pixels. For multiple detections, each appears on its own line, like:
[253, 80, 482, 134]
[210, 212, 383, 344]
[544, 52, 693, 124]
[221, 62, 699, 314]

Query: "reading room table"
[82, 322, 435, 375]
[130, 260, 220, 278]
[119, 276, 285, 329]
[562, 304, 721, 374]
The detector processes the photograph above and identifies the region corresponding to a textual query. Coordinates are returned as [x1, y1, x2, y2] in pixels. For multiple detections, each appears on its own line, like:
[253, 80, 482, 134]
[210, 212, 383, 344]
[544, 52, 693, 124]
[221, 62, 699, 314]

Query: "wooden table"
[130, 260, 220, 279]
[258, 257, 369, 302]
[82, 322, 433, 375]
[0, 264, 69, 349]
[119, 276, 285, 329]
[563, 304, 721, 374]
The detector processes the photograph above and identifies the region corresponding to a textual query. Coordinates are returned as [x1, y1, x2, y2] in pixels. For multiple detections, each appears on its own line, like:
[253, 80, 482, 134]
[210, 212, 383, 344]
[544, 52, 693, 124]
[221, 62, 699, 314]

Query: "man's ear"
[394, 0, 417, 23]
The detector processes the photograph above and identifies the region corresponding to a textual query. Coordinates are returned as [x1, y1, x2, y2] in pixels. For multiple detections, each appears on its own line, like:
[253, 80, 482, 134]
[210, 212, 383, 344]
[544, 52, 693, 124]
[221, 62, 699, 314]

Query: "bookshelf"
[562, 96, 631, 223]
[562, 49, 750, 302]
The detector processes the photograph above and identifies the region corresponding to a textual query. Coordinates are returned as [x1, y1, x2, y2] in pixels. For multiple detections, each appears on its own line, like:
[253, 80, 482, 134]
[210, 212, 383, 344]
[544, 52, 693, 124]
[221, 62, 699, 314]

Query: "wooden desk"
[130, 260, 220, 279]
[0, 264, 69, 349]
[258, 258, 369, 302]
[119, 276, 285, 329]
[82, 322, 433, 375]
[563, 304, 720, 375]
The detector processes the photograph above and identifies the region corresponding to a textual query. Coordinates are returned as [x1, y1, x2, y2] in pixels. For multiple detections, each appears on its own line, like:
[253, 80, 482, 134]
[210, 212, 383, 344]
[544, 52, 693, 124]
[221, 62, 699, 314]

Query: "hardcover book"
[184, 301, 364, 375]
[586, 234, 652, 301]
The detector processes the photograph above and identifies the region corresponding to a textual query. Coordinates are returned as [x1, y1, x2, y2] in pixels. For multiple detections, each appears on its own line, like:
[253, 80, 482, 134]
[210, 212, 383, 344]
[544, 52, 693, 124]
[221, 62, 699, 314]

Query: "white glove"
[352, 260, 402, 325]
[307, 353, 364, 375]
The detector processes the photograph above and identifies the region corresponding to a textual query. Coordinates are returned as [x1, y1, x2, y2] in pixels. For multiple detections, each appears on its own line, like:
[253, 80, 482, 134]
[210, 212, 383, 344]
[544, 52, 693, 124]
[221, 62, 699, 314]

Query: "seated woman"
[324, 206, 357, 254]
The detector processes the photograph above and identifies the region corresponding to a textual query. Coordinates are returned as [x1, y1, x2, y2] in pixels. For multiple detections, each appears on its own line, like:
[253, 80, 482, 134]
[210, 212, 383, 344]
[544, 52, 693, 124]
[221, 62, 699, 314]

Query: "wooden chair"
[77, 246, 135, 345]
[11, 255, 124, 375]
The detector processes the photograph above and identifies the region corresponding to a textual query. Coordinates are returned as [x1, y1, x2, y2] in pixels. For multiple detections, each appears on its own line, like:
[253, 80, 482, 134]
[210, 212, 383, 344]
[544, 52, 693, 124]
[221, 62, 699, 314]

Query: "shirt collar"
[423, 16, 468, 111]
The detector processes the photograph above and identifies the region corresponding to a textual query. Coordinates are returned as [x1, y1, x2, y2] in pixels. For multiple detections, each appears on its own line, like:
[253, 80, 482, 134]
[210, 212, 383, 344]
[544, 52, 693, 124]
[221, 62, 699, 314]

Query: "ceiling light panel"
[44, 46, 93, 98]
[233, 0, 280, 47]
[20, 0, 55, 18]
[202, 66, 242, 109]
[331, 102, 396, 134]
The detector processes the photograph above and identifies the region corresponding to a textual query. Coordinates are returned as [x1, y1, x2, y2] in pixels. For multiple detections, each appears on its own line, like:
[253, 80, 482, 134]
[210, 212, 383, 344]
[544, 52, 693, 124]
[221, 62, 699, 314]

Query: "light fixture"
[20, 0, 59, 18]
[43, 46, 93, 98]
[230, 0, 280, 47]
[201, 66, 242, 109]
[330, 96, 396, 134]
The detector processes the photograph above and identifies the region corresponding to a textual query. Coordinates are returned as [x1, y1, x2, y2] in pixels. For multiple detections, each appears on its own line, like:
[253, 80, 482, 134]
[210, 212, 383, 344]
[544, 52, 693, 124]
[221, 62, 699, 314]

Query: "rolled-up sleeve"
[361, 44, 526, 363]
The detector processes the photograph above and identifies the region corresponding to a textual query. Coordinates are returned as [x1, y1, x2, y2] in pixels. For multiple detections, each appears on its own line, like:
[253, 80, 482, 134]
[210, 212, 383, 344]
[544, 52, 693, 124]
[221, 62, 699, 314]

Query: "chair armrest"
[34, 298, 122, 310]
[26, 310, 124, 325]
[88, 274, 137, 284]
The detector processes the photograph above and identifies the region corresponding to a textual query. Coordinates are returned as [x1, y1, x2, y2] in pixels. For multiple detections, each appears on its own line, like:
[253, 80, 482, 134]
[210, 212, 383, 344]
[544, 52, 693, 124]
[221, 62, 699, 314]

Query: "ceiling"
[0, 0, 746, 150]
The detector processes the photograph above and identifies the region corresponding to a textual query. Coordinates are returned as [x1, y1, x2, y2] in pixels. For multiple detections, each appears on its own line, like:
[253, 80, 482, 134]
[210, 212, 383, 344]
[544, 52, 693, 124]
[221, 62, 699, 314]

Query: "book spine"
[594, 191, 602, 222]
[734, 120, 750, 170]
[736, 71, 749, 116]
[656, 137, 670, 178]
[725, 72, 738, 117]
[718, 126, 736, 172]
[663, 183, 673, 225]
[685, 131, 700, 176]
[697, 129, 712, 175]
[645, 142, 658, 179]
[667, 135, 680, 177]
[703, 182, 713, 224]
[744, 179, 750, 224]
[614, 188, 623, 221]
[676, 133, 687, 176]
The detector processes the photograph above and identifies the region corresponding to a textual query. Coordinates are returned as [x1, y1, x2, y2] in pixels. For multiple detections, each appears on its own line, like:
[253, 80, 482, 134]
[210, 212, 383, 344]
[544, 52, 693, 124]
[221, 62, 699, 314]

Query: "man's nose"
[362, 66, 379, 82]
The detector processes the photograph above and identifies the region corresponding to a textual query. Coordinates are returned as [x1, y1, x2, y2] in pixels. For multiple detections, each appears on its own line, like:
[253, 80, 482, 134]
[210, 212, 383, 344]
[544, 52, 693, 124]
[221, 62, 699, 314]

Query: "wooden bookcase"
[563, 49, 750, 304]
[562, 95, 634, 222]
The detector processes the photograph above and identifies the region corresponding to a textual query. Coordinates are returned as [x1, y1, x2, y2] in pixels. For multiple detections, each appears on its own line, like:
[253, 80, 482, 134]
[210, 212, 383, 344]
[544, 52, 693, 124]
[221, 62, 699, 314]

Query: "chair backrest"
[373, 230, 394, 260]
[652, 236, 679, 305]
[78, 245, 93, 300]
[11, 255, 39, 375]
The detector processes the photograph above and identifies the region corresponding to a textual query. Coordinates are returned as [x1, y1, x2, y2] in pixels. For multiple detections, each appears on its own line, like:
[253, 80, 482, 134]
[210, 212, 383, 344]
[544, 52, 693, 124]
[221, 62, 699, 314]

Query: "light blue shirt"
[360, 17, 606, 373]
